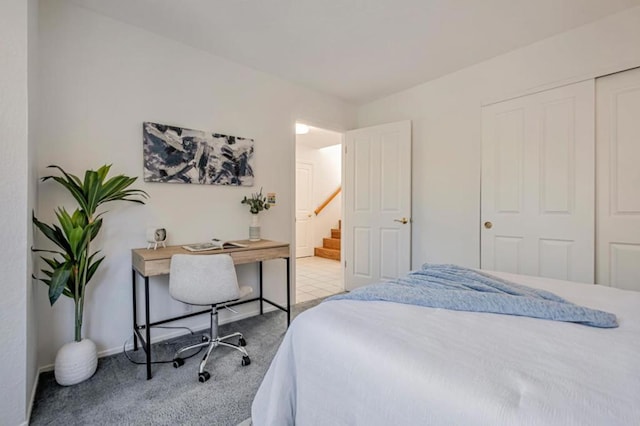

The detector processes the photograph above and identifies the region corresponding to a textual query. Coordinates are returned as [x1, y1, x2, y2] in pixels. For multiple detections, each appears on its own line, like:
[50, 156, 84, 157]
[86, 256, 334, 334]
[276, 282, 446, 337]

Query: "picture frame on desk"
[146, 227, 167, 250]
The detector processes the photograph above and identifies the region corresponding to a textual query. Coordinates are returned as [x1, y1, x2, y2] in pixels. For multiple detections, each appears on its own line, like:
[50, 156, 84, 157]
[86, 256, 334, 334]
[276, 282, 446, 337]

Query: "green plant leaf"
[44, 165, 83, 187]
[102, 190, 148, 204]
[36, 263, 75, 300]
[88, 218, 103, 241]
[83, 168, 102, 218]
[55, 208, 75, 238]
[86, 253, 105, 283]
[33, 212, 73, 254]
[49, 263, 72, 305]
[100, 175, 135, 199]
[242, 187, 270, 214]
[43, 165, 88, 213]
[41, 257, 63, 270]
[95, 164, 111, 183]
[67, 226, 88, 260]
[70, 209, 88, 227]
[32, 247, 64, 256]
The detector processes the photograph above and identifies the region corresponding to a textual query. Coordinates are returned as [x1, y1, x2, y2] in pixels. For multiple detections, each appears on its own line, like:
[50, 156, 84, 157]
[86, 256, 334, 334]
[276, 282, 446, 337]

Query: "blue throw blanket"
[327, 264, 618, 328]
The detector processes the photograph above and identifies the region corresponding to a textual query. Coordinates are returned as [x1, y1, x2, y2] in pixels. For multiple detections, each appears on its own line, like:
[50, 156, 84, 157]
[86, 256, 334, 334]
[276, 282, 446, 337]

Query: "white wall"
[296, 142, 342, 249]
[26, 0, 39, 419]
[357, 7, 640, 270]
[36, 0, 355, 367]
[0, 0, 37, 424]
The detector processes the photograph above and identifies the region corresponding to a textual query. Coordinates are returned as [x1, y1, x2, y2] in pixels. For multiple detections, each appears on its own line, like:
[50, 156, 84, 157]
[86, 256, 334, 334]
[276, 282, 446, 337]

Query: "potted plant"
[241, 187, 270, 241]
[32, 164, 147, 385]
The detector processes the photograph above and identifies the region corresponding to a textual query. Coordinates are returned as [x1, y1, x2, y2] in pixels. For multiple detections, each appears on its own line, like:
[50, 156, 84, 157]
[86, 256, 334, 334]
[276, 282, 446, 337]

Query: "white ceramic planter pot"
[54, 339, 98, 386]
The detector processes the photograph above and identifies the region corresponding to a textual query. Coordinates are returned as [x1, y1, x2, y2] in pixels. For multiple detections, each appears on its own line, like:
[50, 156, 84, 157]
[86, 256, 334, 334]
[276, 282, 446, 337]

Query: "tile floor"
[296, 256, 343, 303]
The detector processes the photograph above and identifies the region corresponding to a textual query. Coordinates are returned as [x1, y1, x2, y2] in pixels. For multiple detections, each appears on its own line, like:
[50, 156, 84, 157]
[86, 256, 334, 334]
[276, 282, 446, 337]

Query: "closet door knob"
[484, 221, 493, 229]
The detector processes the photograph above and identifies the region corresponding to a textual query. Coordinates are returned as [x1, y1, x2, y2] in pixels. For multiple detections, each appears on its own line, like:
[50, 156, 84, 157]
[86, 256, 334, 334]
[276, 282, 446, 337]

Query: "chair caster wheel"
[239, 337, 246, 347]
[173, 358, 184, 368]
[241, 356, 251, 366]
[198, 371, 211, 383]
[201, 335, 209, 342]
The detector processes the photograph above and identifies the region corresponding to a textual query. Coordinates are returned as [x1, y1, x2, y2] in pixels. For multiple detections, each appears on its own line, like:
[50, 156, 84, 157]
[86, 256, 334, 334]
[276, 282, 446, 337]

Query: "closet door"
[481, 80, 595, 283]
[596, 68, 640, 291]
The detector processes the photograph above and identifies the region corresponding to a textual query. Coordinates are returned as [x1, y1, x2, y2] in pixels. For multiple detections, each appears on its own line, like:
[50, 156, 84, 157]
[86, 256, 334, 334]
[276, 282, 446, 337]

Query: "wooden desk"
[131, 239, 291, 380]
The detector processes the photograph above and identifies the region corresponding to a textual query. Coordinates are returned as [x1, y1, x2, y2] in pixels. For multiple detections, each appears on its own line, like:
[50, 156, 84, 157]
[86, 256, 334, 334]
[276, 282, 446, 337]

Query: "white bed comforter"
[251, 272, 640, 425]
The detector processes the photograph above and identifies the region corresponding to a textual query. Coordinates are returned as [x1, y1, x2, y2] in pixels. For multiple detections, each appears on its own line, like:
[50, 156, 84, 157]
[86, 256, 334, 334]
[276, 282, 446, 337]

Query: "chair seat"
[217, 285, 254, 305]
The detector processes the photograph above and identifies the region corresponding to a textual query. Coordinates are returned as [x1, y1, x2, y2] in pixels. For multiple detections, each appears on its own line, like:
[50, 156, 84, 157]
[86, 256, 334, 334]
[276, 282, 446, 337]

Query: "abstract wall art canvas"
[143, 122, 254, 186]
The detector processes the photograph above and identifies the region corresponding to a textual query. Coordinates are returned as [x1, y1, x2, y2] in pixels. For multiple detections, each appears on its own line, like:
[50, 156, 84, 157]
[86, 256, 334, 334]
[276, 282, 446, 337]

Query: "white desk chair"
[169, 254, 252, 382]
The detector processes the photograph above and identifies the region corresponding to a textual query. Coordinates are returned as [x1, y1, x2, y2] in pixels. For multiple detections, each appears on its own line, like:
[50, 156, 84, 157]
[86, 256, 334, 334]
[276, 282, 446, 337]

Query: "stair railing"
[314, 186, 341, 216]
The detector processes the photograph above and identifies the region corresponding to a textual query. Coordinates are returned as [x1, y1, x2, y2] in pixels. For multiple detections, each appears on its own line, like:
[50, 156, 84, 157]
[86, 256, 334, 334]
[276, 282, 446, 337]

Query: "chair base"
[172, 306, 250, 382]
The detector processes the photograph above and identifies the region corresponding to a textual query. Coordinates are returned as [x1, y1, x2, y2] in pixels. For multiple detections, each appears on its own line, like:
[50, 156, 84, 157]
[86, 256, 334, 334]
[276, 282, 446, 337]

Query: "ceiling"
[297, 125, 343, 149]
[69, 0, 640, 104]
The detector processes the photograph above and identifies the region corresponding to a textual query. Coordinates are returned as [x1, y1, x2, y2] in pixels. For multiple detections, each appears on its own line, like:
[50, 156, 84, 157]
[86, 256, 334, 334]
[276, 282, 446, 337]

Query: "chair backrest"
[169, 254, 240, 306]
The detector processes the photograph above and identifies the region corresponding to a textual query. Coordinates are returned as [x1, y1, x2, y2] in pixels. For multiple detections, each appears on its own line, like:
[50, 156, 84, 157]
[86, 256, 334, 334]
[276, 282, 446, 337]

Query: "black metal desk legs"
[286, 257, 291, 325]
[144, 276, 151, 379]
[131, 269, 153, 380]
[258, 257, 291, 327]
[131, 269, 138, 351]
[132, 256, 291, 380]
[257, 258, 291, 326]
[259, 262, 263, 315]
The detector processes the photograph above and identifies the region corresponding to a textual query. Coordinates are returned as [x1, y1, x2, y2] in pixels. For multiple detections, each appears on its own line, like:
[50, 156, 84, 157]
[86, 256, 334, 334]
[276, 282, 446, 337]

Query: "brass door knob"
[484, 221, 493, 229]
[394, 217, 409, 224]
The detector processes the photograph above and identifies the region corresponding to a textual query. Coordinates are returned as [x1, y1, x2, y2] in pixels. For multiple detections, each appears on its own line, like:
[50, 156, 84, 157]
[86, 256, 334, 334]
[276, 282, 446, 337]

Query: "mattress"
[251, 271, 640, 425]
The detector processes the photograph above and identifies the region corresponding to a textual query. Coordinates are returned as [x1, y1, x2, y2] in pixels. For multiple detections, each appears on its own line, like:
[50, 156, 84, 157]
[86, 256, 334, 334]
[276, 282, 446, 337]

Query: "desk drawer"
[230, 246, 290, 265]
[133, 245, 290, 277]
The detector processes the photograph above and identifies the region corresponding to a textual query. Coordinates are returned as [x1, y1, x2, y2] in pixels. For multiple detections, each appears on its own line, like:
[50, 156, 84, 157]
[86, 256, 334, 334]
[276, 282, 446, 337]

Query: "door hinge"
[344, 260, 347, 269]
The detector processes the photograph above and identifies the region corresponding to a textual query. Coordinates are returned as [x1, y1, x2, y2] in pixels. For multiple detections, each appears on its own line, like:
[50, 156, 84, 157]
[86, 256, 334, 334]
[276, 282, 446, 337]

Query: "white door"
[596, 68, 640, 291]
[481, 80, 595, 283]
[296, 161, 314, 258]
[344, 120, 411, 291]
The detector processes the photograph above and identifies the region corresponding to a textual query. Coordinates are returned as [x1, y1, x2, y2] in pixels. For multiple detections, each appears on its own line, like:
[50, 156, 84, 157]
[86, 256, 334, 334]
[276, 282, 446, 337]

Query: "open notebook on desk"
[182, 239, 249, 252]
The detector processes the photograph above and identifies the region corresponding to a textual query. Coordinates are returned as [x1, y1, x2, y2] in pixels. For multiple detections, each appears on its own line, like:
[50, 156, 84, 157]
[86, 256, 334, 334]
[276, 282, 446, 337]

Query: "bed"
[251, 269, 640, 425]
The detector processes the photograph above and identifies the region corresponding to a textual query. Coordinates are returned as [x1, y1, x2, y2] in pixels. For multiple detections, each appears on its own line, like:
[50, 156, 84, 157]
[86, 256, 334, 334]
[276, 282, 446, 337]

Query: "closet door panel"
[538, 238, 573, 281]
[482, 80, 594, 283]
[597, 68, 640, 290]
[495, 108, 525, 213]
[540, 98, 575, 214]
[609, 244, 640, 291]
[612, 87, 640, 213]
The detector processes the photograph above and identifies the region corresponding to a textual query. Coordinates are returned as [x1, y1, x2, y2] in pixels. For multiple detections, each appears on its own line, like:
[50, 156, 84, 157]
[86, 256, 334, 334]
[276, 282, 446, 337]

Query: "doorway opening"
[295, 123, 344, 303]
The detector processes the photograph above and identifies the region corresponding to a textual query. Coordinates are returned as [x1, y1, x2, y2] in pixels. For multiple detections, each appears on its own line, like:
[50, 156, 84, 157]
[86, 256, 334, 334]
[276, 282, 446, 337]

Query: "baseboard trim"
[23, 364, 46, 425]
[26, 369, 39, 422]
[38, 305, 278, 372]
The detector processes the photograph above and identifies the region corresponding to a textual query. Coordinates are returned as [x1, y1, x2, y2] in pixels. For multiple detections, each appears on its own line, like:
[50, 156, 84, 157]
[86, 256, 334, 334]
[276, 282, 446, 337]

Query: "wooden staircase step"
[314, 247, 340, 261]
[323, 237, 340, 250]
[331, 228, 341, 239]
